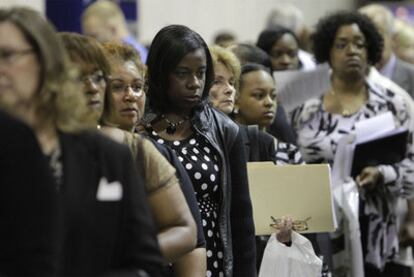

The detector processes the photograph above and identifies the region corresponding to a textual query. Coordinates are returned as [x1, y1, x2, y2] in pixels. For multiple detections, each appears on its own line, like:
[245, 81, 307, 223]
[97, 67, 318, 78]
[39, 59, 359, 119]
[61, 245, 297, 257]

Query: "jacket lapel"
[392, 60, 410, 92]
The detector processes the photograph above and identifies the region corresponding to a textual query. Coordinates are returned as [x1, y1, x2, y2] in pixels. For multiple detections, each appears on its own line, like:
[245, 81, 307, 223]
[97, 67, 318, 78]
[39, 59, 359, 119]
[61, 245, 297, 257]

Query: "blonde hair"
[359, 4, 395, 35]
[82, 0, 126, 29]
[393, 19, 414, 63]
[0, 7, 94, 132]
[209, 45, 241, 92]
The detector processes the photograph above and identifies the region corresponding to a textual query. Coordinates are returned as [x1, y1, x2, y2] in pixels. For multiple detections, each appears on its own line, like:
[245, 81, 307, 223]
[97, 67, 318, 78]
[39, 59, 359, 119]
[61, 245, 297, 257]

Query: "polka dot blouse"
[149, 131, 225, 277]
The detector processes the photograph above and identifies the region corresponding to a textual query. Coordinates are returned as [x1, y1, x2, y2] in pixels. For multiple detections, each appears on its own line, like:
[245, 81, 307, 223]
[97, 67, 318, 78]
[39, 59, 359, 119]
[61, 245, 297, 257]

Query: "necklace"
[161, 114, 189, 134]
[330, 89, 367, 116]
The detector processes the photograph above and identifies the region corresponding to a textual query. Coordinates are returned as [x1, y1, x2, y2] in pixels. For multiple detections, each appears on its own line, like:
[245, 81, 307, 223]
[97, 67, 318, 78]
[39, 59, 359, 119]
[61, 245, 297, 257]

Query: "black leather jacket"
[193, 105, 256, 277]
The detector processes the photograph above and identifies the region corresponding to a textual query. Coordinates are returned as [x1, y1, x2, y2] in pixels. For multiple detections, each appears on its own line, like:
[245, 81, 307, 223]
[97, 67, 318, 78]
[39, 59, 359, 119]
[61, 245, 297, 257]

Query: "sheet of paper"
[332, 112, 398, 183]
[274, 63, 331, 113]
[354, 111, 395, 142]
[247, 162, 335, 235]
[332, 134, 355, 186]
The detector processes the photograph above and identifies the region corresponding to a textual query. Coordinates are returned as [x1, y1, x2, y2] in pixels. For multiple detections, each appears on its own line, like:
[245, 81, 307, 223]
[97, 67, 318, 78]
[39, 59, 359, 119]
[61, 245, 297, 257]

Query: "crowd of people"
[2, 0, 414, 277]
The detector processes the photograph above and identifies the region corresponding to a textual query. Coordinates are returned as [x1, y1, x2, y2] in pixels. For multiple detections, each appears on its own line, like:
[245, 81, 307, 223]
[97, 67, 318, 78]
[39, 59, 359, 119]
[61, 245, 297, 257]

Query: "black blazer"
[0, 111, 59, 276]
[57, 131, 164, 277]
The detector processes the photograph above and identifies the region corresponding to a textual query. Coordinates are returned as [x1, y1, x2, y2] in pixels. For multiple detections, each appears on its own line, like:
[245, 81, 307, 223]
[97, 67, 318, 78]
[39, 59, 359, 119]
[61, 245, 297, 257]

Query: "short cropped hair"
[239, 63, 272, 91]
[82, 0, 126, 26]
[229, 43, 272, 71]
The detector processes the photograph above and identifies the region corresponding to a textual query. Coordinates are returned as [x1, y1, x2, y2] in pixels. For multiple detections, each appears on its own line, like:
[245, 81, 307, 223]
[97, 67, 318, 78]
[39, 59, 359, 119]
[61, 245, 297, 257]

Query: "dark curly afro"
[312, 10, 383, 66]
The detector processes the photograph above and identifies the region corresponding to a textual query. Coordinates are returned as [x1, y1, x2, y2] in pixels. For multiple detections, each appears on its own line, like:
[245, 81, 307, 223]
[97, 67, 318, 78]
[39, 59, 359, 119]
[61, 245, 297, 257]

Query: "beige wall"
[0, 0, 355, 46]
[139, 0, 355, 45]
[0, 0, 44, 13]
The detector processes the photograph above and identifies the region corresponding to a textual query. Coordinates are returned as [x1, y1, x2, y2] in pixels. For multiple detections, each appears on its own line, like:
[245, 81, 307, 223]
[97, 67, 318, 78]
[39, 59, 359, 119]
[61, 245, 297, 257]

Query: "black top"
[0, 111, 59, 276]
[267, 104, 297, 144]
[150, 131, 225, 276]
[149, 137, 206, 249]
[57, 131, 164, 277]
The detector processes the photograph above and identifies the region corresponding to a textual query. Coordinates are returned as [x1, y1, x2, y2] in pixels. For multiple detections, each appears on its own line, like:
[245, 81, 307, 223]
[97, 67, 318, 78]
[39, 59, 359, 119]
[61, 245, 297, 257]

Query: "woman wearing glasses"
[0, 7, 163, 276]
[100, 41, 206, 276]
[60, 33, 204, 275]
[291, 11, 414, 276]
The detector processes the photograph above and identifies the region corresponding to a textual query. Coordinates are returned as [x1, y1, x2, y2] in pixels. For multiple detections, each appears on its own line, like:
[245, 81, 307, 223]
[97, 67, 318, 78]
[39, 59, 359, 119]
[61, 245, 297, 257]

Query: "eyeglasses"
[270, 216, 311, 232]
[80, 71, 106, 87]
[0, 48, 33, 65]
[333, 40, 367, 51]
[109, 80, 144, 97]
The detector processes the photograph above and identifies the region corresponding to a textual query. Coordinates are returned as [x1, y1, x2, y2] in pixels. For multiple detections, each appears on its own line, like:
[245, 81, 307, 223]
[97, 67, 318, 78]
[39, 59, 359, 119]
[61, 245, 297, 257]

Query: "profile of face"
[107, 61, 145, 131]
[269, 33, 300, 71]
[209, 61, 236, 115]
[167, 48, 207, 115]
[329, 23, 368, 79]
[0, 21, 40, 118]
[236, 69, 277, 129]
[77, 61, 106, 122]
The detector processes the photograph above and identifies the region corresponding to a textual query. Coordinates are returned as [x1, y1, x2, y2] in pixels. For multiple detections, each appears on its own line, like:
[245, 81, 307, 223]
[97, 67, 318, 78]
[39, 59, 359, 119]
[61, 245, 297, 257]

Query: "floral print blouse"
[291, 82, 414, 270]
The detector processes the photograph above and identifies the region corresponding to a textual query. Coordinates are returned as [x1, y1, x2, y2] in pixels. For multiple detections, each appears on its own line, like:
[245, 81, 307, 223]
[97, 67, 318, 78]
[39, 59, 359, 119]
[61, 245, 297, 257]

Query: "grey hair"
[265, 3, 304, 34]
[359, 4, 395, 35]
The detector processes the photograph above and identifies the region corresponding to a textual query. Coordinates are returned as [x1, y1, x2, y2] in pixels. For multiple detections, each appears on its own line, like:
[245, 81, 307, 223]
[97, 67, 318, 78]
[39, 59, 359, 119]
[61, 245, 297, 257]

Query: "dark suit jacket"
[58, 131, 164, 277]
[0, 111, 59, 276]
[267, 104, 297, 145]
[392, 58, 414, 99]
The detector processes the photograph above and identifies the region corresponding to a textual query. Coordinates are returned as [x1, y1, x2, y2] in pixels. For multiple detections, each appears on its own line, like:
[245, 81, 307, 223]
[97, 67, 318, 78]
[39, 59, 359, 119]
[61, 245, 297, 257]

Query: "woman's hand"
[400, 221, 414, 248]
[356, 166, 384, 191]
[400, 199, 414, 248]
[272, 216, 293, 244]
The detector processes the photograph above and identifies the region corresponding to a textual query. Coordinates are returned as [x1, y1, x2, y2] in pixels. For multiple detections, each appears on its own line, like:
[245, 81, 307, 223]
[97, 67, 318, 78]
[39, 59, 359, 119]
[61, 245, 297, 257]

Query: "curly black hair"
[312, 11, 383, 65]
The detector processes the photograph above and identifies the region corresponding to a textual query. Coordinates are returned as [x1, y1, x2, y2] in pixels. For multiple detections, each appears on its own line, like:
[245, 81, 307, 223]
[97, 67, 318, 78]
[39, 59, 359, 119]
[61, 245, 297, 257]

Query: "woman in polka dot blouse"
[144, 25, 257, 277]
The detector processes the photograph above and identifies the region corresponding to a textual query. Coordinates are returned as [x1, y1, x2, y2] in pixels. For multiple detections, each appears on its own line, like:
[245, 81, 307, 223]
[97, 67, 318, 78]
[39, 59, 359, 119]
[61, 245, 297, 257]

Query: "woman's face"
[269, 33, 300, 71]
[167, 48, 207, 115]
[78, 61, 106, 123]
[329, 23, 368, 80]
[236, 69, 277, 129]
[0, 21, 40, 118]
[209, 61, 236, 115]
[107, 61, 145, 131]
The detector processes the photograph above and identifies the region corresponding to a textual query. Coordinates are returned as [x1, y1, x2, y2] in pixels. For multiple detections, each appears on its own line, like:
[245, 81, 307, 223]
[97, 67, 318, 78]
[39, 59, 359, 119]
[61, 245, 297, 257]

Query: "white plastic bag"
[258, 231, 322, 277]
[331, 179, 364, 277]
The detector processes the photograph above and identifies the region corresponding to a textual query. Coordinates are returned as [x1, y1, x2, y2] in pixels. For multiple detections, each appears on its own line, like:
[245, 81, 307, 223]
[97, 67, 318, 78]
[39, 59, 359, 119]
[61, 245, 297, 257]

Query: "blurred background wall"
[0, 0, 411, 46]
[139, 0, 354, 45]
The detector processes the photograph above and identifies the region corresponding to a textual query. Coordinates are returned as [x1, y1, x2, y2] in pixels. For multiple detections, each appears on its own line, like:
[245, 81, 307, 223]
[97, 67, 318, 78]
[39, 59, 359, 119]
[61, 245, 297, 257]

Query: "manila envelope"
[247, 162, 335, 235]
